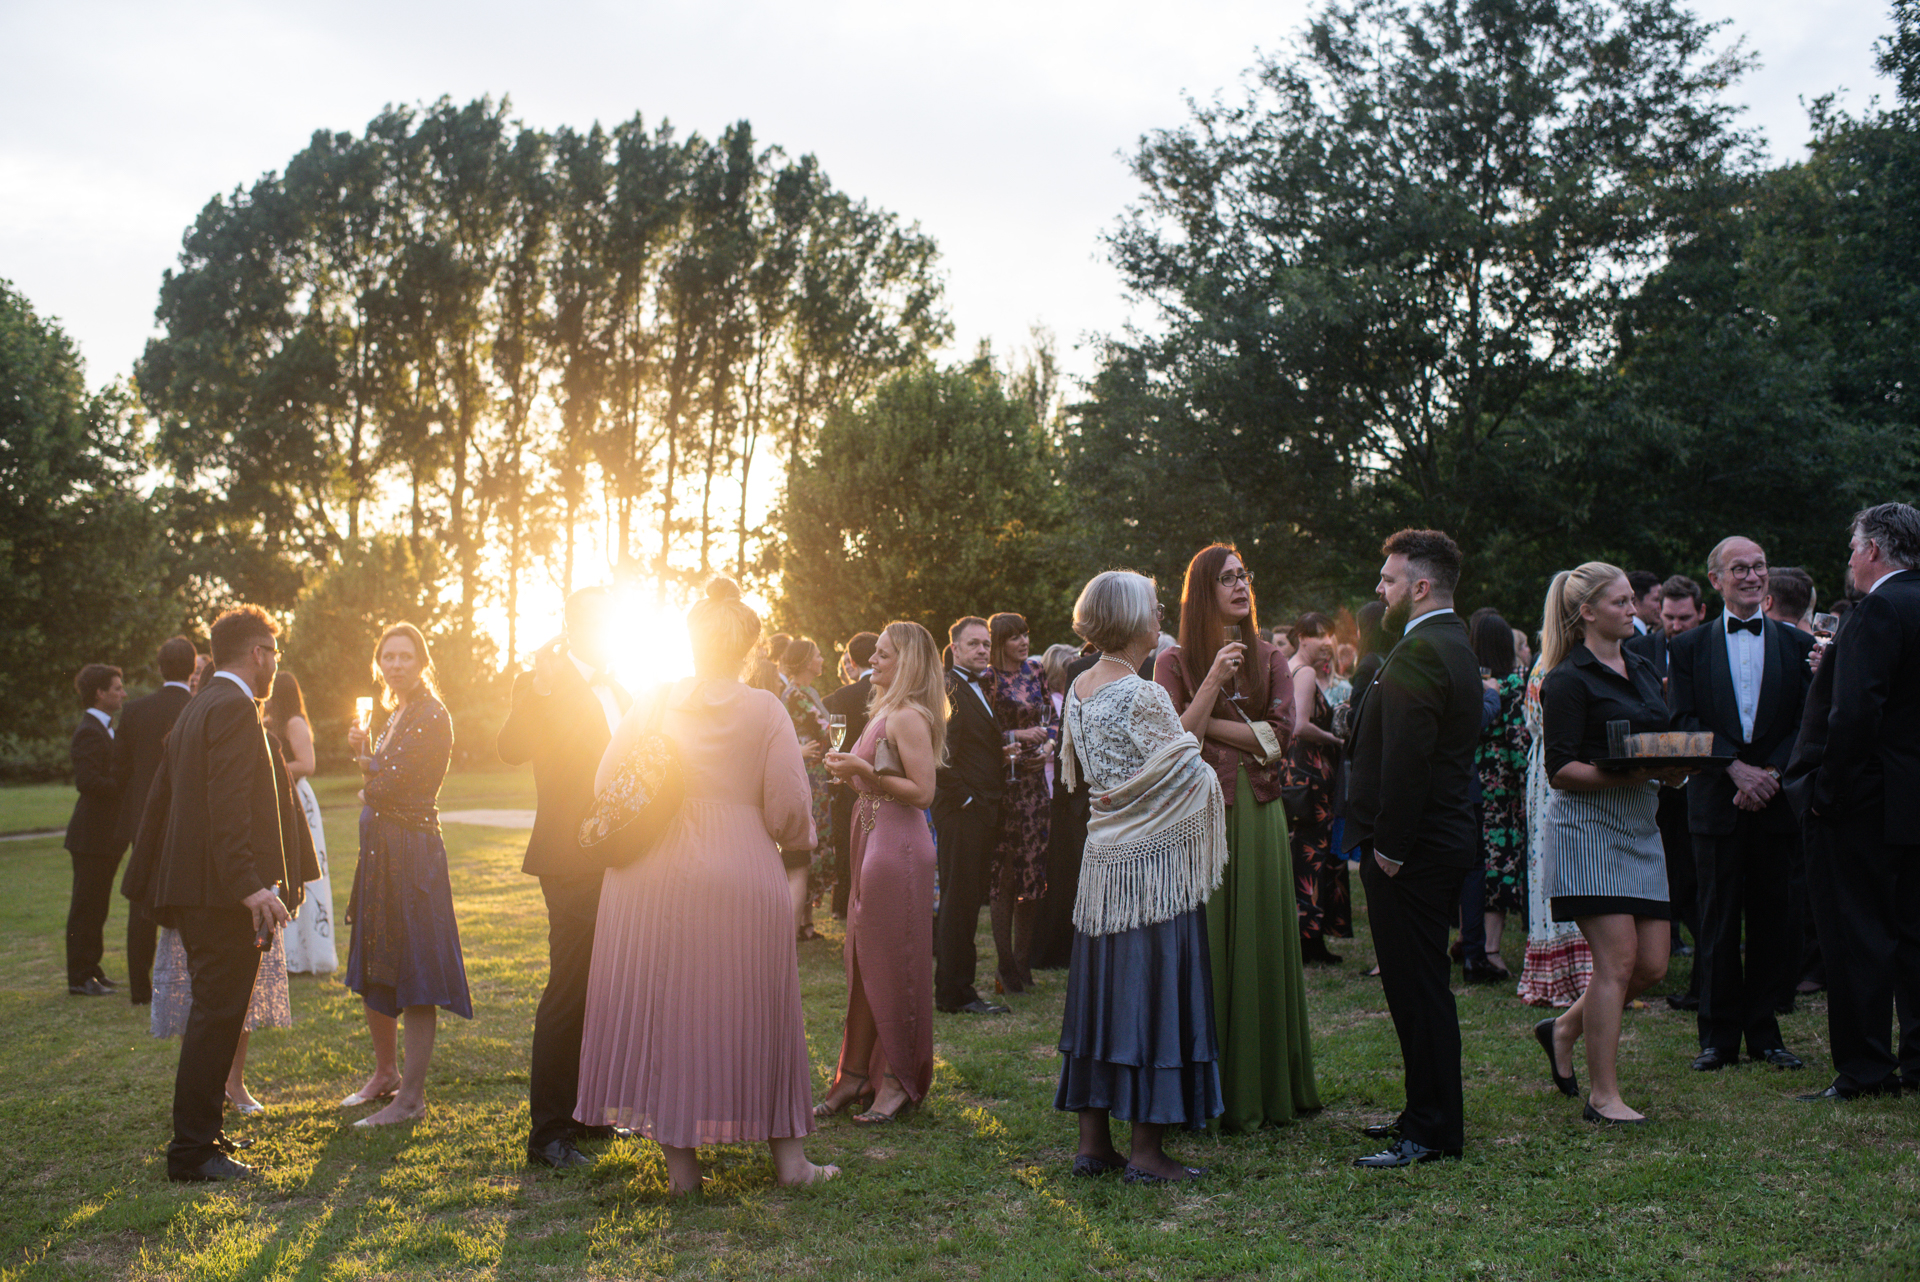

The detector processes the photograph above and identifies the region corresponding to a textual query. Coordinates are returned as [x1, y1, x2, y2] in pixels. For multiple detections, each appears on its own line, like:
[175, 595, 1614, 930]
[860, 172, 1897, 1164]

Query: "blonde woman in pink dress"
[573, 577, 837, 1194]
[817, 621, 947, 1124]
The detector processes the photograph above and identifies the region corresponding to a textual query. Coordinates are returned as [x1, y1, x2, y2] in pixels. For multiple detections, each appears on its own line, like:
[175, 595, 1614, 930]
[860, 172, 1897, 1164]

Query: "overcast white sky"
[0, 0, 1898, 393]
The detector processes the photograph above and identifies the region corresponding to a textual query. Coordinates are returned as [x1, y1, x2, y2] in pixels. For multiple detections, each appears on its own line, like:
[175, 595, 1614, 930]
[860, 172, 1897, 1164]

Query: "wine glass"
[827, 714, 848, 752]
[1221, 624, 1244, 705]
[1811, 613, 1840, 642]
[354, 697, 373, 732]
[1004, 730, 1020, 781]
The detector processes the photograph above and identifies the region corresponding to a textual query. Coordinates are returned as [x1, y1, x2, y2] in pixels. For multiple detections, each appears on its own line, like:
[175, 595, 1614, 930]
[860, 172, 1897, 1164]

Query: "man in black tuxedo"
[1346, 529, 1484, 1167]
[824, 632, 879, 921]
[1668, 537, 1813, 1072]
[1628, 570, 1664, 636]
[112, 636, 198, 1005]
[934, 616, 1011, 1015]
[1786, 503, 1920, 1100]
[141, 606, 310, 1182]
[497, 587, 633, 1170]
[63, 663, 127, 997]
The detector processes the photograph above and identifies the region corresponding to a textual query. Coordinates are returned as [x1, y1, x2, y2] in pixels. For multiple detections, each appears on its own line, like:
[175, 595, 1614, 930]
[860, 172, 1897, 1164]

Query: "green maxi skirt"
[1207, 764, 1321, 1132]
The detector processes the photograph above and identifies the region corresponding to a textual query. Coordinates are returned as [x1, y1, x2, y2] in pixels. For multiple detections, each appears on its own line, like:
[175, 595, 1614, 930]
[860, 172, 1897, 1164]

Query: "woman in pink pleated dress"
[573, 577, 838, 1194]
[816, 621, 946, 1124]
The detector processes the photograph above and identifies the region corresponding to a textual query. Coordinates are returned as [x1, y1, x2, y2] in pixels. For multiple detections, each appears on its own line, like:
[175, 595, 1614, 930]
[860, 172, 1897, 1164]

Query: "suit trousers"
[528, 872, 603, 1151]
[167, 905, 259, 1174]
[1803, 808, 1920, 1094]
[1361, 849, 1468, 1151]
[66, 851, 122, 986]
[127, 899, 158, 1004]
[934, 795, 1000, 1011]
[1693, 816, 1796, 1055]
[829, 785, 854, 920]
[1657, 788, 1698, 948]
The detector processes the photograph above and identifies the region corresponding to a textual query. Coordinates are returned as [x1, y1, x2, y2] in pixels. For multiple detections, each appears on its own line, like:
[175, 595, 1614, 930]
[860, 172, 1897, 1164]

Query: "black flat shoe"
[1533, 1019, 1578, 1097]
[1122, 1163, 1206, 1184]
[1751, 1048, 1804, 1070]
[1582, 1101, 1648, 1126]
[1691, 1048, 1732, 1071]
[1071, 1154, 1125, 1178]
[1353, 1138, 1460, 1168]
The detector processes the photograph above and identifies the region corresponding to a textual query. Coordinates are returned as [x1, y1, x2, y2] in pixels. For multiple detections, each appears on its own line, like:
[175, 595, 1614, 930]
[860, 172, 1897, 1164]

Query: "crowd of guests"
[53, 501, 1920, 1185]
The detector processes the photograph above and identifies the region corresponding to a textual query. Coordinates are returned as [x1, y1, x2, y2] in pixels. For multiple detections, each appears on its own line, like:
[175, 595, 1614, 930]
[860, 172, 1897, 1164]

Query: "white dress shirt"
[86, 707, 114, 738]
[213, 670, 255, 697]
[163, 681, 191, 692]
[1722, 608, 1764, 742]
[570, 654, 623, 736]
[954, 667, 995, 717]
[1404, 606, 1456, 634]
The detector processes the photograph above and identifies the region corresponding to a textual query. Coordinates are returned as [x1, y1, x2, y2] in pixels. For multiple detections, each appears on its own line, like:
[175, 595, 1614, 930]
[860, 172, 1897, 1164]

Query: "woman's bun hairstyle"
[705, 576, 742, 602]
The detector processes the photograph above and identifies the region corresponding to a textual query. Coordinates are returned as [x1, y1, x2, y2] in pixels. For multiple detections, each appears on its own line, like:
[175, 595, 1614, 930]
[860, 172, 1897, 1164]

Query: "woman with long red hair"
[1154, 544, 1321, 1131]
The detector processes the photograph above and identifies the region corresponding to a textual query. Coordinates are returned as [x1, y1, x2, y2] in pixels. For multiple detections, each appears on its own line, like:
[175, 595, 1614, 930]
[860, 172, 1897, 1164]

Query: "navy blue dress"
[344, 696, 473, 1019]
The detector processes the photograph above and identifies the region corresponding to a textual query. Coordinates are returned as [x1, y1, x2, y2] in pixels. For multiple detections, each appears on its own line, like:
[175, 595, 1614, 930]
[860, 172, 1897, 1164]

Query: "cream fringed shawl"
[1061, 687, 1228, 937]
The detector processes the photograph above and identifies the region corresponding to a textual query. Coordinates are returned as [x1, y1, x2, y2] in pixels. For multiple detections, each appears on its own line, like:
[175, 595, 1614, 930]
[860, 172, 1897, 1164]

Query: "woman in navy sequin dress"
[342, 622, 472, 1126]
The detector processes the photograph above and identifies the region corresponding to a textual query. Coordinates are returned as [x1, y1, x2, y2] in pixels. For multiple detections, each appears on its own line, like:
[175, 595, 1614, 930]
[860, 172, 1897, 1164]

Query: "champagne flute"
[354, 697, 373, 732]
[1004, 730, 1020, 782]
[1222, 624, 1244, 705]
[827, 714, 848, 752]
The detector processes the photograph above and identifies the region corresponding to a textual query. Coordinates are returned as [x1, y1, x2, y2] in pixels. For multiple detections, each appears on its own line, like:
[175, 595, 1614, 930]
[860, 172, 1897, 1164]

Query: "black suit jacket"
[936, 666, 1005, 810]
[1668, 615, 1813, 836]
[111, 684, 190, 850]
[65, 714, 123, 857]
[1790, 568, 1920, 834]
[1344, 611, 1484, 868]
[497, 663, 630, 878]
[1624, 627, 1670, 675]
[129, 676, 314, 920]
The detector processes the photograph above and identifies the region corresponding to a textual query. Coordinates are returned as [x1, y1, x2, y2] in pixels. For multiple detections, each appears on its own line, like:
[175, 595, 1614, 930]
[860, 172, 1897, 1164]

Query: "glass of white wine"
[827, 713, 848, 751]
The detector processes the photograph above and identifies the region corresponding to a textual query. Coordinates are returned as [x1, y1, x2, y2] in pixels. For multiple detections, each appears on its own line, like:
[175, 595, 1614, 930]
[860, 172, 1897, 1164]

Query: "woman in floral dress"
[988, 612, 1056, 994]
[1283, 613, 1348, 964]
[780, 638, 834, 939]
[1470, 611, 1531, 979]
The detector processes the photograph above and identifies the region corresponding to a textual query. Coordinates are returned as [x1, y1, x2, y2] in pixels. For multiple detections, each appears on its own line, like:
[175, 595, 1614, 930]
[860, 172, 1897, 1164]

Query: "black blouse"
[1540, 643, 1670, 778]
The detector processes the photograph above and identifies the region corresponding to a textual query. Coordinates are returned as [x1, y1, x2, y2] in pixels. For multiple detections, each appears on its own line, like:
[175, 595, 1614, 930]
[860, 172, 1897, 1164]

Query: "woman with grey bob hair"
[1052, 570, 1228, 1184]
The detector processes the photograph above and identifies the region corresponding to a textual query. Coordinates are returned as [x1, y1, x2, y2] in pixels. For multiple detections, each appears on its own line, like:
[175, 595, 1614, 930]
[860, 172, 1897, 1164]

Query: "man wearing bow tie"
[1668, 537, 1814, 1073]
[934, 616, 1013, 1015]
[498, 587, 633, 1169]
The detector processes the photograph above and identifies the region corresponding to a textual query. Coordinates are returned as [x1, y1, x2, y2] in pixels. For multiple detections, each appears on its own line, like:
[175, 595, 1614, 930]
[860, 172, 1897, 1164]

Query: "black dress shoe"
[1751, 1048, 1804, 1070]
[574, 1124, 633, 1142]
[1361, 1122, 1400, 1140]
[169, 1153, 255, 1183]
[1691, 1048, 1732, 1071]
[67, 978, 112, 997]
[1664, 993, 1699, 1012]
[528, 1139, 592, 1170]
[214, 1133, 255, 1153]
[942, 999, 1010, 1015]
[1797, 1081, 1898, 1101]
[1353, 1138, 1460, 1168]
[1582, 1101, 1648, 1126]
[1533, 1019, 1579, 1096]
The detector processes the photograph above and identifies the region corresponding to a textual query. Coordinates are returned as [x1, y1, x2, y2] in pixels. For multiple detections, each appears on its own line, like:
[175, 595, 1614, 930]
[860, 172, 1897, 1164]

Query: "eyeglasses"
[1724, 563, 1768, 580]
[254, 642, 282, 656]
[1216, 569, 1254, 587]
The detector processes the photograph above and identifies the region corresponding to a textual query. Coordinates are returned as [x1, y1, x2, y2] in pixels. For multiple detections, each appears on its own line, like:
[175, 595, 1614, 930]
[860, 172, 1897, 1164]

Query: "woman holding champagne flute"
[817, 621, 947, 1123]
[987, 612, 1056, 995]
[1154, 545, 1320, 1132]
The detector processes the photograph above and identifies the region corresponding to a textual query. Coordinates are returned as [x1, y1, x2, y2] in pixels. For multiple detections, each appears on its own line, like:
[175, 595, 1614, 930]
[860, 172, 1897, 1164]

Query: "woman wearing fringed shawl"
[1055, 570, 1228, 1185]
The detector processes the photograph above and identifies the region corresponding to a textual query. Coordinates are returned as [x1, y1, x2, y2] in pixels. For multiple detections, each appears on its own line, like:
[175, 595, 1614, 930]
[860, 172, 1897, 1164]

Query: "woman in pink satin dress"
[573, 577, 838, 1194]
[817, 621, 947, 1123]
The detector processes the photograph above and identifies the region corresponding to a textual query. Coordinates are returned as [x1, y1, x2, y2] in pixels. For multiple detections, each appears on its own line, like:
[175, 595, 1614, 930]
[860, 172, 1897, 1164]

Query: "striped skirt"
[1544, 781, 1670, 922]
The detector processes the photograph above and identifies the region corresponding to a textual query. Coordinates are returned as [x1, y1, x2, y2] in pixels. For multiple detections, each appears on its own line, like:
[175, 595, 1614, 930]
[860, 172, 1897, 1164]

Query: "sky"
[0, 0, 1899, 396]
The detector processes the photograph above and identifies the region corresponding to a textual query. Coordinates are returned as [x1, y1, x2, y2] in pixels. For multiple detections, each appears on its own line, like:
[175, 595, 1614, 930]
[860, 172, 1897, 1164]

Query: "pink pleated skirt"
[573, 797, 817, 1147]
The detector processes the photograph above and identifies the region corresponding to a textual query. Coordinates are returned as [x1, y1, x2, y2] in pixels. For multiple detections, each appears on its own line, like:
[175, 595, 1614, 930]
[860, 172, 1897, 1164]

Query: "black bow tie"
[1727, 616, 1763, 635]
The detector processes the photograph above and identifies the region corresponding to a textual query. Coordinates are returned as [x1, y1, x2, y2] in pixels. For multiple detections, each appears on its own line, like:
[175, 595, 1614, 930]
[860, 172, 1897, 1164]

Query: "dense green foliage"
[0, 281, 180, 774]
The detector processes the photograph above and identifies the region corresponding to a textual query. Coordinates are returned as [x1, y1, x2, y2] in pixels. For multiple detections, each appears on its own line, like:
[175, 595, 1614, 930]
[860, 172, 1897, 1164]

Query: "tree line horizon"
[3, 0, 1914, 777]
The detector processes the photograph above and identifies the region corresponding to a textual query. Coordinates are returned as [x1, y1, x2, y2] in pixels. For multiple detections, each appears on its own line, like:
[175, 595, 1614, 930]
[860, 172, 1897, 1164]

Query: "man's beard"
[1382, 593, 1411, 634]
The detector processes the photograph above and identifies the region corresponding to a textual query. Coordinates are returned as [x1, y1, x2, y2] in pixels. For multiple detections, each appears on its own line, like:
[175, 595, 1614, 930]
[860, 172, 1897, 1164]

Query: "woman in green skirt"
[1155, 544, 1321, 1131]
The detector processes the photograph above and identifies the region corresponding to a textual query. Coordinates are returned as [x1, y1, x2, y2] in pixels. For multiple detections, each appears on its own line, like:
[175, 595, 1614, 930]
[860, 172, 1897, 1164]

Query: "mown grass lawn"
[1, 769, 1915, 1280]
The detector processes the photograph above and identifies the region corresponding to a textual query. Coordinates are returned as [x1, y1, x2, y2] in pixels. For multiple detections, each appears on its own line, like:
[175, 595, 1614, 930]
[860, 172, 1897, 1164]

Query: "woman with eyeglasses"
[1154, 545, 1321, 1131]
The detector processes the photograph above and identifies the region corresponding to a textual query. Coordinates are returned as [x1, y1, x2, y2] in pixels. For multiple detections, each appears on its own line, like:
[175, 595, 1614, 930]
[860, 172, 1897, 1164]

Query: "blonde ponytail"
[1538, 561, 1625, 672]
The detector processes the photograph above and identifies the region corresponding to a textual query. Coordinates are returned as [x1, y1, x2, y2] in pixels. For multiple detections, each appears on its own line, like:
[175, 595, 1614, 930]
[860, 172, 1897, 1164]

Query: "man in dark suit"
[497, 586, 633, 1170]
[824, 632, 879, 921]
[141, 606, 310, 1182]
[1346, 529, 1485, 1167]
[112, 636, 198, 1005]
[1668, 537, 1813, 1072]
[1786, 502, 1920, 1100]
[1628, 574, 1707, 1007]
[1628, 570, 1664, 636]
[64, 663, 127, 996]
[934, 616, 1012, 1015]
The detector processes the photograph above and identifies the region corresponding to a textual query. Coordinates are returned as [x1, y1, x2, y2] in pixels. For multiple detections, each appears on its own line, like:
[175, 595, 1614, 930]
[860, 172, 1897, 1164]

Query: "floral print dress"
[783, 681, 836, 904]
[1476, 670, 1531, 915]
[990, 659, 1056, 902]
[1283, 674, 1349, 941]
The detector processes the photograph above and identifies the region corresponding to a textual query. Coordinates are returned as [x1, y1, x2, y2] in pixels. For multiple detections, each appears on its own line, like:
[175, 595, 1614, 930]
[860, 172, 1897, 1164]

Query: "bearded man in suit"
[497, 586, 634, 1170]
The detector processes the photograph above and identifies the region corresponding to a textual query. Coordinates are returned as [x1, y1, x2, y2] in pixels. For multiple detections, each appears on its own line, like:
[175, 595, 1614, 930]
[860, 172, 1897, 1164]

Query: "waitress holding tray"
[1531, 563, 1696, 1126]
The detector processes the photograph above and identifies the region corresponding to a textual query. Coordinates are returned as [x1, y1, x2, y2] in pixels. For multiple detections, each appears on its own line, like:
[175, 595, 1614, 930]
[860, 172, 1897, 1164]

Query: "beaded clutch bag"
[578, 688, 684, 868]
